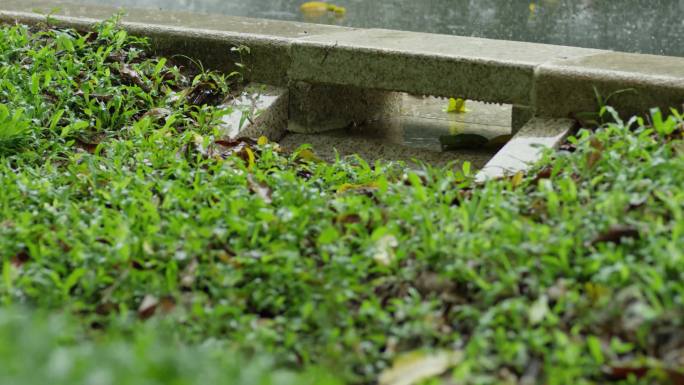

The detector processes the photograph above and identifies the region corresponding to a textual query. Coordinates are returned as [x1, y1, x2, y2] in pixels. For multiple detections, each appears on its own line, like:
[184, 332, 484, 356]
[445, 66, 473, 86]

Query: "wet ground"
[280, 95, 511, 168]
[75, 0, 684, 56]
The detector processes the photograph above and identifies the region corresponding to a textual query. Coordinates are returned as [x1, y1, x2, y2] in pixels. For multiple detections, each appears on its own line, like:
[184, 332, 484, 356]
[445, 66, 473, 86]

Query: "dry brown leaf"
[247, 174, 272, 204]
[137, 294, 159, 320]
[118, 63, 150, 92]
[10, 250, 30, 268]
[591, 225, 640, 246]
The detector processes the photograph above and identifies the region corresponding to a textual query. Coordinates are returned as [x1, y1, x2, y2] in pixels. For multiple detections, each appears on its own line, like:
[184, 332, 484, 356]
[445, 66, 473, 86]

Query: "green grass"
[1, 17, 684, 385]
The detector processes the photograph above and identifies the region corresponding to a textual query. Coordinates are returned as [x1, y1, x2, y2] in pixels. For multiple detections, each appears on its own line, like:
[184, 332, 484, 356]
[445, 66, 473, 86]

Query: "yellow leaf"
[296, 148, 323, 163]
[245, 146, 255, 170]
[511, 171, 525, 188]
[379, 350, 464, 385]
[300, 2, 346, 16]
[330, 5, 346, 15]
[336, 182, 379, 194]
[445, 98, 467, 113]
[257, 136, 269, 146]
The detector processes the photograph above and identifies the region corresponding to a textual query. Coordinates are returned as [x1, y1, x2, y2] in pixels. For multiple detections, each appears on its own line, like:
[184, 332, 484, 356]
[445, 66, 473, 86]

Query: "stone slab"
[290, 28, 601, 105]
[221, 84, 289, 141]
[288, 82, 402, 133]
[535, 52, 684, 118]
[0, 1, 349, 86]
[477, 118, 574, 181]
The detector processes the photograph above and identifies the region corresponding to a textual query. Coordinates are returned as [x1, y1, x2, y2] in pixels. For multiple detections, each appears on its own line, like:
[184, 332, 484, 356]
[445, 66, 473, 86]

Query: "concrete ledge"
[2, 1, 683, 123]
[535, 52, 684, 118]
[290, 29, 600, 105]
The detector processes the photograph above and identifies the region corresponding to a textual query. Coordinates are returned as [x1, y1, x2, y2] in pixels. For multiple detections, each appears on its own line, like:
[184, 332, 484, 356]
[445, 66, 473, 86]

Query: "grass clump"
[1, 17, 684, 385]
[0, 307, 339, 385]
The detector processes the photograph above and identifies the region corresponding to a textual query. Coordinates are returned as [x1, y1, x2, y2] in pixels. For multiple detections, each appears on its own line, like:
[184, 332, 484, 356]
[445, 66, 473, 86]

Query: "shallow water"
[77, 0, 684, 56]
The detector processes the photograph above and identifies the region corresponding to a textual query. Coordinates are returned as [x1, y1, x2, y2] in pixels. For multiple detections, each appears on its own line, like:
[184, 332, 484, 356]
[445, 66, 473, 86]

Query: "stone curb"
[2, 4, 683, 118]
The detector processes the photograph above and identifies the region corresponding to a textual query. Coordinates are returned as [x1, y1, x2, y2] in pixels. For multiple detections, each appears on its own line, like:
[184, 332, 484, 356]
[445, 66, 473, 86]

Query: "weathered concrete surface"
[221, 84, 288, 141]
[477, 118, 574, 181]
[290, 29, 601, 105]
[288, 82, 402, 133]
[512, 105, 534, 134]
[535, 52, 684, 118]
[2, 0, 683, 128]
[0, 0, 348, 86]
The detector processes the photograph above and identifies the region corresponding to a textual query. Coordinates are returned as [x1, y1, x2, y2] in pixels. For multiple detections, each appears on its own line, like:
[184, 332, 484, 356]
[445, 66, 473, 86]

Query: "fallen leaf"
[180, 259, 199, 289]
[245, 146, 256, 170]
[337, 182, 379, 195]
[336, 213, 362, 225]
[373, 235, 398, 266]
[74, 138, 99, 154]
[137, 294, 159, 320]
[186, 81, 220, 106]
[559, 142, 578, 153]
[214, 138, 259, 164]
[586, 137, 604, 169]
[142, 107, 171, 120]
[296, 169, 314, 180]
[591, 225, 640, 246]
[528, 295, 549, 325]
[533, 166, 553, 183]
[511, 171, 525, 189]
[295, 148, 323, 163]
[379, 350, 464, 385]
[247, 174, 272, 204]
[159, 296, 177, 313]
[118, 63, 150, 92]
[10, 250, 30, 268]
[450, 188, 473, 206]
[300, 1, 346, 16]
[606, 364, 684, 385]
[257, 136, 269, 145]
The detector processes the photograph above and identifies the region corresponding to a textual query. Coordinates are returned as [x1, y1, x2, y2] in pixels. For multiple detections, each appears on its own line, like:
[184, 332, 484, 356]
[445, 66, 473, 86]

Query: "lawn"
[1, 17, 684, 385]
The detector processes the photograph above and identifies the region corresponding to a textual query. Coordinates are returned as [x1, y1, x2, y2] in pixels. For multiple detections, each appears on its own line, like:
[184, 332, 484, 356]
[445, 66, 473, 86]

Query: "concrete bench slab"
[535, 52, 684, 118]
[290, 28, 601, 105]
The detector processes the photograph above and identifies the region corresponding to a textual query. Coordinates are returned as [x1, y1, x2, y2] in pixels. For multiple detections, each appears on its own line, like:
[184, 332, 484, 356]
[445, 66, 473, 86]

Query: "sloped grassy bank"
[1, 18, 684, 385]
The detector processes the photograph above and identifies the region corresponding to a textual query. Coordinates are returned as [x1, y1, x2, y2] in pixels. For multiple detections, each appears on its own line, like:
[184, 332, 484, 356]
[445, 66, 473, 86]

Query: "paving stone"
[220, 84, 288, 140]
[477, 118, 574, 181]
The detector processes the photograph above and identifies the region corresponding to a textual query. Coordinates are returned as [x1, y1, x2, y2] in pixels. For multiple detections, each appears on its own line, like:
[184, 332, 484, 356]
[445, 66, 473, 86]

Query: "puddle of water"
[279, 95, 510, 167]
[76, 0, 684, 56]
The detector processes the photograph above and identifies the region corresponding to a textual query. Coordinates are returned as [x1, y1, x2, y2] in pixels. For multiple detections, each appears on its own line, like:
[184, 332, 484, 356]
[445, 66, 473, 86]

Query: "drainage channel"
[220, 86, 513, 169]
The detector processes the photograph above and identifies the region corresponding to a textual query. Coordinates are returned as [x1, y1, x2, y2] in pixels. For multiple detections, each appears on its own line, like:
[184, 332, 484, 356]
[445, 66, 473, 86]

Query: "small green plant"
[0, 104, 30, 153]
